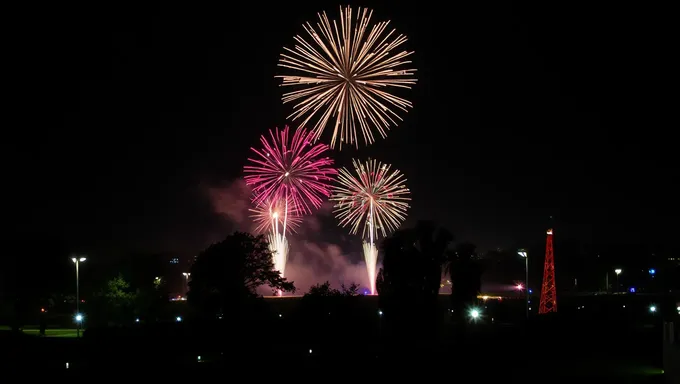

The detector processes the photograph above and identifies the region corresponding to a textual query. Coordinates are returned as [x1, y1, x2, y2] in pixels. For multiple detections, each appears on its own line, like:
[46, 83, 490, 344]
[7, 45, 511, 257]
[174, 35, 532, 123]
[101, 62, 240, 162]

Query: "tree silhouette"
[187, 232, 295, 317]
[377, 221, 453, 341]
[87, 274, 137, 326]
[446, 242, 483, 324]
[305, 281, 360, 297]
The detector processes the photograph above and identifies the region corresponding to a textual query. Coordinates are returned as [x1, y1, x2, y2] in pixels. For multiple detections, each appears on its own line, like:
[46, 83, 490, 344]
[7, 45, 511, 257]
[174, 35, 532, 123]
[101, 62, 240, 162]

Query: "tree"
[103, 274, 136, 324]
[377, 221, 453, 341]
[133, 275, 169, 322]
[446, 242, 483, 324]
[305, 281, 360, 297]
[188, 232, 295, 317]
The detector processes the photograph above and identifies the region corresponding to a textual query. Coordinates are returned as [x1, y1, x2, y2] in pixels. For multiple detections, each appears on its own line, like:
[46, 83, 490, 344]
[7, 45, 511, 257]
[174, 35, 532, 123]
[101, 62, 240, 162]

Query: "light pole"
[71, 256, 86, 338]
[614, 269, 622, 293]
[518, 249, 528, 318]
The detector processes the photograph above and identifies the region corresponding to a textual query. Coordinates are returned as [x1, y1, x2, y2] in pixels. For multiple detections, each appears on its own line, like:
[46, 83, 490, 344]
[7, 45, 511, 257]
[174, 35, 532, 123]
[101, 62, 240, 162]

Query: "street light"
[614, 269, 622, 293]
[518, 249, 528, 318]
[469, 308, 481, 322]
[71, 256, 86, 338]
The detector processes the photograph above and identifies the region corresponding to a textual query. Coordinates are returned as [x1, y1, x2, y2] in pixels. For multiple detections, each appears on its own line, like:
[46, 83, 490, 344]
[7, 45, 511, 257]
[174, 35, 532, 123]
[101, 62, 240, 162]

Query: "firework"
[362, 242, 378, 295]
[331, 158, 411, 294]
[244, 126, 336, 215]
[268, 232, 289, 282]
[277, 6, 417, 149]
[245, 126, 336, 289]
[250, 197, 299, 287]
[249, 197, 302, 235]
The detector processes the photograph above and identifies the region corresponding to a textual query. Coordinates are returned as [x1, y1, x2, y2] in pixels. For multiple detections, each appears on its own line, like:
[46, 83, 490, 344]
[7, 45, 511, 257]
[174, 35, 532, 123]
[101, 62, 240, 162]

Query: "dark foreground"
[0, 317, 668, 381]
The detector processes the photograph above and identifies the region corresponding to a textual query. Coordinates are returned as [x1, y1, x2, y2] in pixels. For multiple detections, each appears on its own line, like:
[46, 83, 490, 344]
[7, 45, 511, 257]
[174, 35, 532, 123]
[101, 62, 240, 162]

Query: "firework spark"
[250, 197, 298, 289]
[362, 242, 378, 295]
[277, 6, 417, 149]
[249, 197, 302, 235]
[244, 126, 336, 215]
[331, 158, 411, 294]
[245, 126, 336, 289]
[268, 232, 289, 283]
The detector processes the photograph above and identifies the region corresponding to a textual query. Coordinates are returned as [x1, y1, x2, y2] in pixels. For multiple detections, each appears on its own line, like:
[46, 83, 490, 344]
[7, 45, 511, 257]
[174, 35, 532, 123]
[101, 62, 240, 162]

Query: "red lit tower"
[539, 228, 557, 314]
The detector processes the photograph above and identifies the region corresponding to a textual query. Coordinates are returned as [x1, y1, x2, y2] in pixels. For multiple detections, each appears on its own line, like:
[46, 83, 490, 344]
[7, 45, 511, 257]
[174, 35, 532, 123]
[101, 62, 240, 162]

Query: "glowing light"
[469, 308, 481, 320]
[74, 314, 83, 322]
[614, 269, 622, 275]
[648, 268, 655, 275]
[515, 283, 524, 291]
[244, 126, 336, 215]
[277, 6, 417, 149]
[176, 316, 183, 322]
[331, 158, 410, 294]
[649, 305, 656, 313]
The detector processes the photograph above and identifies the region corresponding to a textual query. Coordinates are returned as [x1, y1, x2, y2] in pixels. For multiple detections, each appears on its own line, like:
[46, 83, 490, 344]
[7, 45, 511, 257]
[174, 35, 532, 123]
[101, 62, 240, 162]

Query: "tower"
[539, 228, 557, 314]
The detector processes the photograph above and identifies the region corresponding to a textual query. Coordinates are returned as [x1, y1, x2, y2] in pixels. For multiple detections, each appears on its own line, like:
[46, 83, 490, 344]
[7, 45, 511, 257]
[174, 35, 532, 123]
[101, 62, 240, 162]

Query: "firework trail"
[249, 197, 301, 280]
[277, 5, 417, 150]
[245, 126, 336, 287]
[331, 158, 411, 294]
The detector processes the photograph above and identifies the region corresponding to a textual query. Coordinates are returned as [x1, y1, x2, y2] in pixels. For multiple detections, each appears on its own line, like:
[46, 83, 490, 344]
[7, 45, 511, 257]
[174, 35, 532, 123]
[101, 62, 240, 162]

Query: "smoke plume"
[205, 179, 370, 294]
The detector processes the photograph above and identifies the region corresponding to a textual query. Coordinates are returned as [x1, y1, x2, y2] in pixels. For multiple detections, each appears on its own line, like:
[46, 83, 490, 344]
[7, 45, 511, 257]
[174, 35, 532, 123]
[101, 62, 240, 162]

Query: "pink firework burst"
[244, 126, 337, 214]
[249, 197, 302, 234]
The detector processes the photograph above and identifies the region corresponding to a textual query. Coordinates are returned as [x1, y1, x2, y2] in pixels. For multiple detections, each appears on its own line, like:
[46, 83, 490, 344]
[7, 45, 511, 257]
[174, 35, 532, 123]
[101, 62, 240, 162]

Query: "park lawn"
[0, 325, 80, 338]
[534, 358, 664, 379]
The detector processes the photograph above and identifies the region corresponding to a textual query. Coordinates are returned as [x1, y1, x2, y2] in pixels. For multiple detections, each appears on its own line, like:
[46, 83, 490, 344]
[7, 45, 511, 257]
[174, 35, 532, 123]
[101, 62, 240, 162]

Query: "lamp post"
[518, 249, 528, 318]
[614, 269, 622, 293]
[71, 256, 86, 338]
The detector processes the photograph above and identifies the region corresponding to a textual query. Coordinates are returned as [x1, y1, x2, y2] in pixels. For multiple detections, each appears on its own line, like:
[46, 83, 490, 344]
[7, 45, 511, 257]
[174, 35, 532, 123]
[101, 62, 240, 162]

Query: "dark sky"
[10, 1, 674, 264]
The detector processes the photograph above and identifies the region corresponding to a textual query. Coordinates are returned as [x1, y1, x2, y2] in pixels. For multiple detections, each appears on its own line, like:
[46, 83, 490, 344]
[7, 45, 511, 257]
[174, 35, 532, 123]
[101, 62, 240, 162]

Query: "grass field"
[0, 325, 80, 337]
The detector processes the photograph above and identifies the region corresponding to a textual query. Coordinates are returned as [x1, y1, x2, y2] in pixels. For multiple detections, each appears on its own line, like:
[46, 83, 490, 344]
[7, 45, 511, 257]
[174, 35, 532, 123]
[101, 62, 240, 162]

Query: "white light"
[71, 258, 76, 263]
[176, 316, 182, 322]
[309, 349, 312, 354]
[649, 306, 656, 313]
[518, 251, 527, 258]
[79, 257, 86, 262]
[615, 269, 622, 275]
[65, 362, 69, 369]
[470, 309, 480, 319]
[74, 314, 83, 322]
[278, 314, 282, 318]
[135, 318, 140, 323]
[378, 310, 383, 316]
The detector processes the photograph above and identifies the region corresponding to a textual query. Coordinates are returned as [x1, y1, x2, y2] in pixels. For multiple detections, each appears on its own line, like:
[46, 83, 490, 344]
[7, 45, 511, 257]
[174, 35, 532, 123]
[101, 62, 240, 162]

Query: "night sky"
[10, 1, 674, 284]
